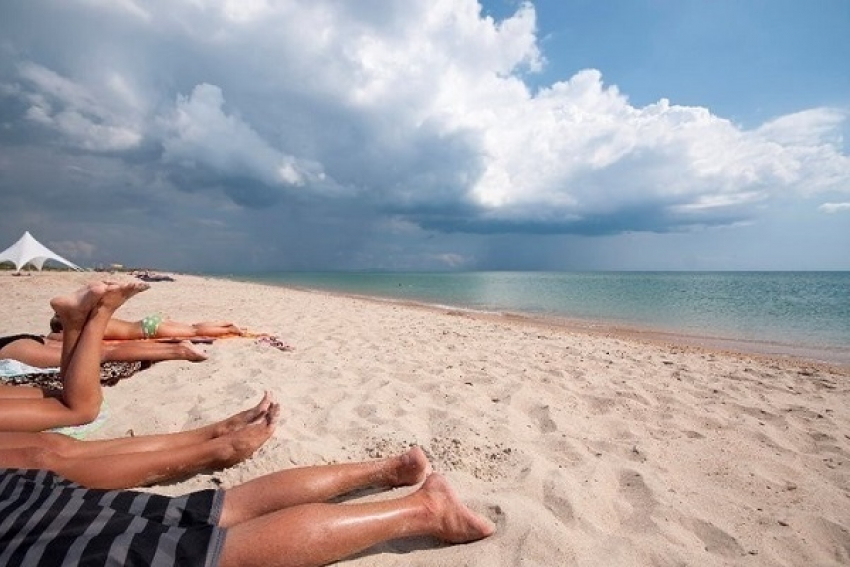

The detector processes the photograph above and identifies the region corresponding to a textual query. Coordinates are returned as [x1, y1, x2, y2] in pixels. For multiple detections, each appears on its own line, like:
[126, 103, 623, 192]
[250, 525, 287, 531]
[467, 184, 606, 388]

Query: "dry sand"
[2, 272, 849, 566]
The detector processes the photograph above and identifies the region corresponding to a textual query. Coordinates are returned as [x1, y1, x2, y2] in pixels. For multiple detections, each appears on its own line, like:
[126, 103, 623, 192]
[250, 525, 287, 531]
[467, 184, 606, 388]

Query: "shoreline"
[228, 276, 850, 373]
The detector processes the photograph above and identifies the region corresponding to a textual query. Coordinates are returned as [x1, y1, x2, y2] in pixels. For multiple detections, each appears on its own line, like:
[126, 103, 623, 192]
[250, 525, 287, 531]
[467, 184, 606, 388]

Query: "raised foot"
[421, 473, 496, 544]
[98, 281, 150, 311]
[50, 281, 109, 326]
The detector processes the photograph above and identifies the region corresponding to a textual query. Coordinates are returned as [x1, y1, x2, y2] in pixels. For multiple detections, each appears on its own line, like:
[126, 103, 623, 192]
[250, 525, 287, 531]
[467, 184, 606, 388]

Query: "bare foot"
[209, 392, 274, 438]
[216, 403, 279, 467]
[214, 323, 242, 336]
[97, 281, 150, 312]
[388, 446, 433, 487]
[264, 402, 281, 426]
[420, 473, 496, 543]
[50, 281, 109, 327]
[178, 341, 209, 362]
[193, 323, 242, 337]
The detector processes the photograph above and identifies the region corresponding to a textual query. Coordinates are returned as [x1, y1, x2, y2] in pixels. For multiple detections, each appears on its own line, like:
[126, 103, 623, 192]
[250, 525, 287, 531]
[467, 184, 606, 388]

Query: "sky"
[0, 0, 848, 272]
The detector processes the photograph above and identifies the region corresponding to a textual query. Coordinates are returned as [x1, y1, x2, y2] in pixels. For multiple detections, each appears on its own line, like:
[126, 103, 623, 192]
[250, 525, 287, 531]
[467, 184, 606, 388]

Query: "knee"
[74, 405, 102, 425]
[36, 433, 81, 456]
[65, 401, 102, 426]
[19, 446, 63, 470]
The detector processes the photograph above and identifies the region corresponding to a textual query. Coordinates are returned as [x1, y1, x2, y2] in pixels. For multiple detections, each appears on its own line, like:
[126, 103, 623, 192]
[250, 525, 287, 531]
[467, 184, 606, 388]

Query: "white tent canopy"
[0, 231, 82, 271]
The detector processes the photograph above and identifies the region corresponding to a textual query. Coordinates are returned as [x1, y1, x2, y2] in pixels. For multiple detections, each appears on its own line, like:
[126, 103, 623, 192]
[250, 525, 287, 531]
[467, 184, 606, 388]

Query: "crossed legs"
[0, 281, 149, 432]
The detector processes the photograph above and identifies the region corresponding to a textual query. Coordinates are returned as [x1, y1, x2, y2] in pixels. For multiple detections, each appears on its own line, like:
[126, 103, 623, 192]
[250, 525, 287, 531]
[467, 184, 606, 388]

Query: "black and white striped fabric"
[0, 469, 226, 566]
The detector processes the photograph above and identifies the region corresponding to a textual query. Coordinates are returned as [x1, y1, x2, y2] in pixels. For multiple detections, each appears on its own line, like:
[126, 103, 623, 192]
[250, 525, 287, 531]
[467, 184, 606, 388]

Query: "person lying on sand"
[0, 445, 494, 566]
[0, 332, 208, 369]
[0, 280, 194, 432]
[50, 313, 243, 340]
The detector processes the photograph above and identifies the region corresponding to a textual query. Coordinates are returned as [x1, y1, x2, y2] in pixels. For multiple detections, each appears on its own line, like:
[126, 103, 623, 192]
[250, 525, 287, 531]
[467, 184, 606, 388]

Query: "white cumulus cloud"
[160, 83, 319, 189]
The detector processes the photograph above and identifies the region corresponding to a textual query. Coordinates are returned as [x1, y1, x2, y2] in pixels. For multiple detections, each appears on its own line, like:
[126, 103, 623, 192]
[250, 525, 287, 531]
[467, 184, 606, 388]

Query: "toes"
[266, 403, 281, 425]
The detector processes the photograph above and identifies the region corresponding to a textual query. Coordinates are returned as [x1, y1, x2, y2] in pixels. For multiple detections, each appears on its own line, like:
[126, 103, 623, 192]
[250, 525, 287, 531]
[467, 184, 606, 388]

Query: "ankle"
[90, 303, 118, 322]
[210, 437, 239, 467]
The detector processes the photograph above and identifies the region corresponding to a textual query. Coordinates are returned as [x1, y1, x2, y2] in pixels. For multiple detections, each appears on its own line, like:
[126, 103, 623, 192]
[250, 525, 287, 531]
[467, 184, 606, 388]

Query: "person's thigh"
[0, 383, 45, 399]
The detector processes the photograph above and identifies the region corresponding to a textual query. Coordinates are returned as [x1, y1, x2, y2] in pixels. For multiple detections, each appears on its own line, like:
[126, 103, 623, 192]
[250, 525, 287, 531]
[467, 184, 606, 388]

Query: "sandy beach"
[2, 271, 849, 566]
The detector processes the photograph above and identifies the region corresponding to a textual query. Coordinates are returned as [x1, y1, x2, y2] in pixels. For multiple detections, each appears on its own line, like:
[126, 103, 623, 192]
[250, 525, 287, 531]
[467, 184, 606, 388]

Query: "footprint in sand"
[355, 403, 381, 424]
[617, 469, 658, 531]
[543, 469, 575, 525]
[687, 519, 745, 558]
[586, 395, 616, 416]
[530, 404, 557, 434]
[225, 381, 260, 401]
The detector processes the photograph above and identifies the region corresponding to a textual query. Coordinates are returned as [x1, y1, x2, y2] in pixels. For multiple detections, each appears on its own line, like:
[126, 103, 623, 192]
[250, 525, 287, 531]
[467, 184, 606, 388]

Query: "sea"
[225, 271, 850, 366]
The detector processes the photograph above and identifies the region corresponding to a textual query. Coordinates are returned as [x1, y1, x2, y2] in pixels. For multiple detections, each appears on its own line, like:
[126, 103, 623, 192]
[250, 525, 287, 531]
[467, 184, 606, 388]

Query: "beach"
[2, 272, 849, 566]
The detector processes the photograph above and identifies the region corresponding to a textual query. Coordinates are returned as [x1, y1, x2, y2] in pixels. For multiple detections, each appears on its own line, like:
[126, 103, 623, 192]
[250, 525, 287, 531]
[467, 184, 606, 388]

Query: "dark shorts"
[0, 469, 227, 567]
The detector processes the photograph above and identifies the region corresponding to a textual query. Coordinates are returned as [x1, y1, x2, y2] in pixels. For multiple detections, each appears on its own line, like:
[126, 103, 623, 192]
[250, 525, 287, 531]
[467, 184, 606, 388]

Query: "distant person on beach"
[135, 270, 176, 282]
[50, 313, 243, 340]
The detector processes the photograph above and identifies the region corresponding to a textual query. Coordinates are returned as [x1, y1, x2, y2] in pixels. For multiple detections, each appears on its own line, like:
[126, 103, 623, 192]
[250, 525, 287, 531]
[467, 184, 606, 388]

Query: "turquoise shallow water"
[224, 271, 850, 365]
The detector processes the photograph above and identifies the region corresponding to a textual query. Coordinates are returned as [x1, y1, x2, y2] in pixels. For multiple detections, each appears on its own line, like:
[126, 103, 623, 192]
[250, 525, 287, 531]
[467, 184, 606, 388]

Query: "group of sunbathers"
[0, 281, 494, 566]
[1, 309, 243, 370]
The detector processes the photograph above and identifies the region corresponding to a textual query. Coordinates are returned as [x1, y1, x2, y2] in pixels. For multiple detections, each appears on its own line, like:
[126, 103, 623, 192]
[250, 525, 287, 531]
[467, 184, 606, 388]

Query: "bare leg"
[2, 336, 208, 366]
[220, 446, 432, 525]
[156, 320, 242, 338]
[0, 281, 148, 431]
[0, 403, 278, 489]
[52, 281, 109, 371]
[219, 457, 494, 567]
[53, 281, 149, 416]
[102, 340, 208, 362]
[190, 322, 243, 337]
[0, 393, 275, 456]
[101, 318, 146, 340]
[0, 384, 45, 399]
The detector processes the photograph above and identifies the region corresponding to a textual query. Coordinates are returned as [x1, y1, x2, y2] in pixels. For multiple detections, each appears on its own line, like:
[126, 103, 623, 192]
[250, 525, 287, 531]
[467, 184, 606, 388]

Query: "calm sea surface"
[225, 271, 850, 365]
